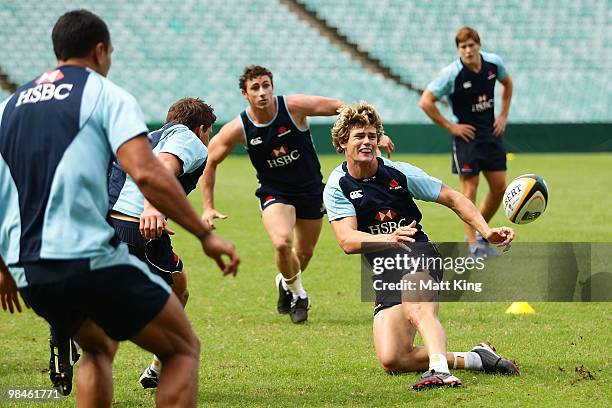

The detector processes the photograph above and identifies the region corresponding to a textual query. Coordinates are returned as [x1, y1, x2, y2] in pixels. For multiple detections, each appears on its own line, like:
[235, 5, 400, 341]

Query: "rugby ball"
[503, 174, 548, 224]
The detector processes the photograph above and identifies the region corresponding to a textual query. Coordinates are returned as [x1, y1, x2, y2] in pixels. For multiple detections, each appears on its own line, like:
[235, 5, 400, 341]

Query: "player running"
[419, 26, 514, 258]
[0, 10, 238, 407]
[202, 65, 350, 324]
[323, 102, 519, 390]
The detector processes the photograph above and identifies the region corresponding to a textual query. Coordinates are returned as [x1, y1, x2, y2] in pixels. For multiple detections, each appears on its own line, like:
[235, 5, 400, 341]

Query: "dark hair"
[239, 65, 273, 91]
[166, 98, 216, 132]
[455, 26, 481, 47]
[52, 9, 110, 60]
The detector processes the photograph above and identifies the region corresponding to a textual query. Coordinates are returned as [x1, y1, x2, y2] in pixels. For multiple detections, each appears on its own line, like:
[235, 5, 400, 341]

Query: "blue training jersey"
[108, 122, 208, 218]
[427, 51, 508, 140]
[323, 157, 442, 241]
[0, 65, 148, 265]
[240, 95, 324, 195]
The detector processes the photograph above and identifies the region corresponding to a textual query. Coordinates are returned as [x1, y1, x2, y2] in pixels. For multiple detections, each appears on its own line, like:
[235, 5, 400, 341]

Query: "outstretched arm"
[436, 184, 514, 246]
[201, 117, 244, 228]
[285, 94, 345, 128]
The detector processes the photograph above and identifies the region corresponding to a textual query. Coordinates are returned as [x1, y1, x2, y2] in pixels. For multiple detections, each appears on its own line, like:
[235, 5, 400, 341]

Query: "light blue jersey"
[109, 123, 207, 218]
[0, 65, 148, 265]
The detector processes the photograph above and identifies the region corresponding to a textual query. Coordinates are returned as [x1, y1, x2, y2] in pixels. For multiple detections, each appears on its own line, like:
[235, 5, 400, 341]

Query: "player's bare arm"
[285, 94, 345, 128]
[493, 75, 513, 136]
[201, 117, 245, 229]
[330, 216, 419, 255]
[419, 90, 475, 142]
[0, 256, 26, 313]
[119, 135, 240, 276]
[140, 152, 182, 240]
[436, 184, 514, 246]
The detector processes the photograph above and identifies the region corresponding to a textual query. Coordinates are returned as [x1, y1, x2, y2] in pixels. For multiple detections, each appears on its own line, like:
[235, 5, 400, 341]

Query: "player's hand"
[387, 220, 418, 243]
[449, 123, 476, 142]
[493, 114, 508, 137]
[377, 134, 395, 158]
[140, 207, 175, 240]
[202, 209, 228, 230]
[483, 227, 515, 249]
[0, 271, 27, 314]
[201, 233, 240, 277]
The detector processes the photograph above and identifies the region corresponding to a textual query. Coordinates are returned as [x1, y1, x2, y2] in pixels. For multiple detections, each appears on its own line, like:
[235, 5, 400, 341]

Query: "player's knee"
[271, 235, 293, 254]
[403, 304, 433, 327]
[490, 182, 506, 197]
[378, 353, 406, 374]
[296, 249, 313, 265]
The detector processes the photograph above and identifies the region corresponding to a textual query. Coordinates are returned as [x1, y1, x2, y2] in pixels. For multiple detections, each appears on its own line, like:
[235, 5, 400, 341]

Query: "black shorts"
[110, 218, 183, 286]
[372, 242, 444, 316]
[256, 188, 326, 220]
[16, 252, 171, 342]
[452, 139, 507, 175]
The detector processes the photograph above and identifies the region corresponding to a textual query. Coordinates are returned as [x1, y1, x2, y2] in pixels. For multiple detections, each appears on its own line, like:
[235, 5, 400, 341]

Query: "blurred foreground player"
[323, 102, 519, 390]
[0, 10, 238, 407]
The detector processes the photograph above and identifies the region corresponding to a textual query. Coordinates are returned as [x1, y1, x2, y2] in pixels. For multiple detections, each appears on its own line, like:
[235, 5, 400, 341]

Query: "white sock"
[452, 352, 466, 369]
[428, 353, 450, 374]
[284, 271, 307, 299]
[464, 351, 483, 370]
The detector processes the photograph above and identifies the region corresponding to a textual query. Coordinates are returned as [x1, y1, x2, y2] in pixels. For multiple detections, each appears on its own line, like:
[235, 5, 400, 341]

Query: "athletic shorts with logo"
[373, 242, 444, 316]
[256, 187, 326, 220]
[15, 245, 171, 342]
[110, 218, 183, 286]
[452, 138, 506, 175]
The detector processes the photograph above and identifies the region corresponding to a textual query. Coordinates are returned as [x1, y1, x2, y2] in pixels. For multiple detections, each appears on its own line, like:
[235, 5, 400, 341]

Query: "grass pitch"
[1, 153, 610, 407]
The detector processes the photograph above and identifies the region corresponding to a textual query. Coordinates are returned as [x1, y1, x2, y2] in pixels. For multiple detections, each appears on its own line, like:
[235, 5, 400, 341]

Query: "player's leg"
[480, 170, 507, 222]
[294, 218, 323, 272]
[459, 174, 479, 244]
[261, 203, 300, 281]
[130, 293, 200, 408]
[72, 319, 119, 407]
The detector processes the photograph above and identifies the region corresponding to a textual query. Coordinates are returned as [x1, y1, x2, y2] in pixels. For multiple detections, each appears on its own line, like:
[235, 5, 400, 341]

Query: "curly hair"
[239, 65, 273, 91]
[331, 101, 384, 154]
[165, 97, 216, 131]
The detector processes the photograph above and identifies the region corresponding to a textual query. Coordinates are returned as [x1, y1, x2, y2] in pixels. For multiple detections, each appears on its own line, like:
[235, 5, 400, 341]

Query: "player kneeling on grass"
[323, 102, 519, 390]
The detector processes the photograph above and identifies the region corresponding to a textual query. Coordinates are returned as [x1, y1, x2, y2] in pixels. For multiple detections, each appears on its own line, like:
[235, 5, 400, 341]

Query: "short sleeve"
[158, 127, 207, 174]
[482, 52, 509, 81]
[426, 63, 457, 99]
[384, 159, 442, 202]
[99, 81, 148, 155]
[323, 181, 356, 221]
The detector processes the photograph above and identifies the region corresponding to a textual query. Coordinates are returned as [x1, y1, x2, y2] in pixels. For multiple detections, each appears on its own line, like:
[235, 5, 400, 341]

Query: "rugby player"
[0, 10, 238, 407]
[419, 26, 513, 258]
[323, 102, 519, 390]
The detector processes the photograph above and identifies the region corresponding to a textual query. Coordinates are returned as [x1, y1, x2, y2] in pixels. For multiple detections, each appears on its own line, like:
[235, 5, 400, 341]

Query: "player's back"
[0, 65, 147, 265]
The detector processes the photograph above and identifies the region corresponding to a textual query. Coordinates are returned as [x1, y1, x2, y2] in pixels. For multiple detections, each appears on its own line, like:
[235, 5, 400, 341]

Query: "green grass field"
[1, 153, 611, 407]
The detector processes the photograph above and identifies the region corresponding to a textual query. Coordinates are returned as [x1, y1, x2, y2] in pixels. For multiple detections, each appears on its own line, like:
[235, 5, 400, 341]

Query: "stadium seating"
[0, 1, 609, 123]
[301, 0, 611, 122]
[0, 0, 423, 123]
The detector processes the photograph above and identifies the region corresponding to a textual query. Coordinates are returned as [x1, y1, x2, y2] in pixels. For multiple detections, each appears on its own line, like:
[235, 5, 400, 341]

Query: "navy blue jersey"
[323, 158, 442, 242]
[240, 95, 323, 195]
[109, 122, 207, 217]
[0, 65, 148, 267]
[427, 52, 508, 141]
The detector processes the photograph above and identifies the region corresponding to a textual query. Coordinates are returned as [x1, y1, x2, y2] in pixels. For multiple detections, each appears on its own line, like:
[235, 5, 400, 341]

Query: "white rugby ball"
[503, 174, 548, 224]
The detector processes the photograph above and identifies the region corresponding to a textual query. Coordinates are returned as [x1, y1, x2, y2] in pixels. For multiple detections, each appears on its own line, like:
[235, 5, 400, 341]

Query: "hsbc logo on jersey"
[471, 93, 494, 113]
[16, 70, 73, 107]
[369, 209, 408, 234]
[267, 146, 300, 168]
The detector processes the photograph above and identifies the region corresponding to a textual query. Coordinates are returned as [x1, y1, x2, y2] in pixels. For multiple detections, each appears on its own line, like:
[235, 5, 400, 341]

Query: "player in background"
[108, 97, 215, 388]
[324, 102, 519, 390]
[419, 26, 513, 258]
[204, 66, 363, 323]
[0, 10, 239, 407]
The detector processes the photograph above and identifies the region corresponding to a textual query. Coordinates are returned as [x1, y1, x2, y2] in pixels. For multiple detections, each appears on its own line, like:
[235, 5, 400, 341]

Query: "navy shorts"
[15, 251, 171, 342]
[452, 139, 507, 175]
[111, 218, 183, 286]
[256, 188, 326, 220]
[372, 242, 444, 316]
